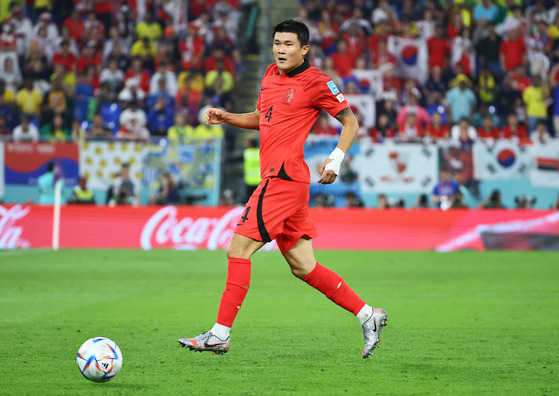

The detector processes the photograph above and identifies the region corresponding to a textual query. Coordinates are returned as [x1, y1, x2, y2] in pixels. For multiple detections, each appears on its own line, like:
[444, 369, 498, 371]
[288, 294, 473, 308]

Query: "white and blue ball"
[76, 337, 122, 382]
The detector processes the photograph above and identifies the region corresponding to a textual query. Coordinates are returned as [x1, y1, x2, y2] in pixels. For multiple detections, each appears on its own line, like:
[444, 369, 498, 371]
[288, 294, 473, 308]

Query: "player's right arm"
[206, 108, 260, 130]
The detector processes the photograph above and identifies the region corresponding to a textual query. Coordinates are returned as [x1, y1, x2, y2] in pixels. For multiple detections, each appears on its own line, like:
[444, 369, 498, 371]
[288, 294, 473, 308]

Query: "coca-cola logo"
[140, 206, 245, 250]
[0, 205, 31, 249]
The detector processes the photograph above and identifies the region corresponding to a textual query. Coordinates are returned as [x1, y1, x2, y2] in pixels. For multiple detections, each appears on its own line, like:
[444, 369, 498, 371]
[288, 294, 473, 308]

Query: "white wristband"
[324, 148, 345, 175]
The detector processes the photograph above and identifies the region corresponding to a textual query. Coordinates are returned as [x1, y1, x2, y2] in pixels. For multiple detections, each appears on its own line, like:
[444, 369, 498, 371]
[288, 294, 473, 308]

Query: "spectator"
[179, 23, 205, 71]
[12, 115, 39, 142]
[551, 63, 559, 137]
[108, 163, 138, 206]
[77, 40, 102, 74]
[451, 27, 475, 77]
[425, 65, 449, 106]
[396, 94, 430, 129]
[495, 74, 522, 125]
[427, 24, 451, 71]
[124, 57, 151, 94]
[135, 11, 162, 41]
[530, 119, 554, 145]
[472, 103, 500, 129]
[413, 193, 430, 209]
[167, 112, 194, 145]
[478, 189, 506, 209]
[32, 12, 59, 45]
[511, 64, 531, 94]
[205, 59, 234, 93]
[149, 62, 177, 97]
[473, 0, 498, 24]
[398, 112, 423, 143]
[40, 113, 69, 141]
[425, 112, 450, 142]
[150, 172, 180, 205]
[431, 165, 460, 209]
[369, 113, 396, 142]
[499, 27, 527, 73]
[116, 100, 149, 142]
[68, 176, 95, 204]
[330, 39, 356, 78]
[52, 40, 77, 73]
[0, 94, 17, 133]
[522, 75, 549, 133]
[147, 97, 174, 136]
[61, 9, 85, 42]
[477, 66, 497, 105]
[130, 37, 157, 69]
[476, 22, 502, 80]
[311, 112, 338, 136]
[451, 117, 477, 146]
[15, 77, 42, 119]
[345, 191, 364, 208]
[103, 26, 129, 64]
[450, 189, 468, 209]
[0, 57, 22, 93]
[99, 58, 125, 98]
[501, 112, 529, 143]
[86, 114, 112, 140]
[376, 193, 390, 210]
[477, 114, 500, 141]
[55, 25, 79, 56]
[37, 162, 56, 205]
[320, 56, 343, 89]
[445, 74, 476, 124]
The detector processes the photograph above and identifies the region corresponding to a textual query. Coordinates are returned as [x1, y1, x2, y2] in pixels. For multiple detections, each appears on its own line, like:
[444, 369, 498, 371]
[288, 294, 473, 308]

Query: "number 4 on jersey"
[265, 105, 273, 122]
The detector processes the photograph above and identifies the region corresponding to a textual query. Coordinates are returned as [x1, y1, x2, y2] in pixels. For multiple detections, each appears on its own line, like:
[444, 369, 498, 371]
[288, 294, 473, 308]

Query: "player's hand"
[318, 159, 337, 184]
[206, 108, 226, 125]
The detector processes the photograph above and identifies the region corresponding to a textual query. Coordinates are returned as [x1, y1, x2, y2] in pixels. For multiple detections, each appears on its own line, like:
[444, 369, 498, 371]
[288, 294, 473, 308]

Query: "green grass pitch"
[1, 249, 558, 395]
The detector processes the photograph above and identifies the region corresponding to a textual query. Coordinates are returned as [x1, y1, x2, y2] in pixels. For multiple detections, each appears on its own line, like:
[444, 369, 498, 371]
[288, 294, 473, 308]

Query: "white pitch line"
[0, 248, 51, 258]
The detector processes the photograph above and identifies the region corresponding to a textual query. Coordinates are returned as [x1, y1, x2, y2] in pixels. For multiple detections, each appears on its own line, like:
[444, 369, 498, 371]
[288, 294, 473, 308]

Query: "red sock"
[216, 257, 251, 327]
[303, 263, 366, 315]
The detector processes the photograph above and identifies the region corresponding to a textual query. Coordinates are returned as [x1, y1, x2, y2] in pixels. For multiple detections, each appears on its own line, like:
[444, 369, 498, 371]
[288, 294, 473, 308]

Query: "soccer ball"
[76, 337, 123, 382]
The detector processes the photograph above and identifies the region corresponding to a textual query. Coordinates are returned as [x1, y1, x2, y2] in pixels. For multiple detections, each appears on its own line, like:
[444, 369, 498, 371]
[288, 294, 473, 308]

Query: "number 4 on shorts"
[240, 206, 251, 223]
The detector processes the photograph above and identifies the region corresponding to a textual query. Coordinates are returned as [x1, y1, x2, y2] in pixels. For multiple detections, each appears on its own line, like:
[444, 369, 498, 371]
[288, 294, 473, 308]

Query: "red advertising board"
[1, 204, 558, 251]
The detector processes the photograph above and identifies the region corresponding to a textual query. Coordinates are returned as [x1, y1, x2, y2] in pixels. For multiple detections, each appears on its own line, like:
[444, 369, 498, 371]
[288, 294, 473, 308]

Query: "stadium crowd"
[1, 0, 558, 209]
[302, 0, 559, 146]
[0, 0, 244, 143]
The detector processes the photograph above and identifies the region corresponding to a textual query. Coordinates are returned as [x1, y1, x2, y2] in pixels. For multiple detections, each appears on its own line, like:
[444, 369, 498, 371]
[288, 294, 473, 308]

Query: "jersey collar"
[277, 59, 310, 77]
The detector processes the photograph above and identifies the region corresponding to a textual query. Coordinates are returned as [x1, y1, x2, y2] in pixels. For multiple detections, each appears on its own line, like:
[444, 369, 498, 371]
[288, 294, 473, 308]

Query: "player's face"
[273, 32, 309, 74]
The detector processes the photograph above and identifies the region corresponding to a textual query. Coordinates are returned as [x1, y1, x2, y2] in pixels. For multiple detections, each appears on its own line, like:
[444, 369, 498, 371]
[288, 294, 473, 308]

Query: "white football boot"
[179, 331, 230, 355]
[362, 308, 388, 359]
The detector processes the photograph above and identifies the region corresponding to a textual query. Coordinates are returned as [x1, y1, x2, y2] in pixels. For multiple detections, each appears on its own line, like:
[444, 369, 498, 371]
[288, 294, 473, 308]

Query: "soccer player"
[179, 20, 388, 359]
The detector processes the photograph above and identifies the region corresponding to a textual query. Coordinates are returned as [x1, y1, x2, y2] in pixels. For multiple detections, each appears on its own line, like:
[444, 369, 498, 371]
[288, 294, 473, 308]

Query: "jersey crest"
[282, 88, 296, 106]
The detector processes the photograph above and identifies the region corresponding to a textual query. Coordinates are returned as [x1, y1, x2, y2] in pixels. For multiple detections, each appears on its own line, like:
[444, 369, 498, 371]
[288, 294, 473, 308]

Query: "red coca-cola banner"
[1, 204, 558, 251]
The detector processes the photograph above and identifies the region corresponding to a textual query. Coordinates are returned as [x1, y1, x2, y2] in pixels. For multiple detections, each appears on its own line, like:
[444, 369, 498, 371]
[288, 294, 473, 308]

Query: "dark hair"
[273, 20, 310, 46]
[46, 162, 55, 172]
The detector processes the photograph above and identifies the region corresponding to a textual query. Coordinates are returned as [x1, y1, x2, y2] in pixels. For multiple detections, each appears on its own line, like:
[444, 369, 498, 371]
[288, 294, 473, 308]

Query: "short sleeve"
[311, 77, 349, 118]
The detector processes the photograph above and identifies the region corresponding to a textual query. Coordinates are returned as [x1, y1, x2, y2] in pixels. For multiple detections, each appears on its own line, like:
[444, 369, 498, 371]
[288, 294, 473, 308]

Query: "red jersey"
[477, 126, 500, 139]
[425, 124, 449, 139]
[501, 124, 528, 140]
[256, 60, 349, 183]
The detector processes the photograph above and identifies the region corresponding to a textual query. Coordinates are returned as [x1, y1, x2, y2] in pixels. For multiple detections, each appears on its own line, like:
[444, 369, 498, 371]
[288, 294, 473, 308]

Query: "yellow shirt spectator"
[205, 70, 234, 93]
[523, 85, 548, 118]
[178, 71, 205, 92]
[167, 124, 194, 145]
[16, 87, 43, 116]
[192, 124, 224, 140]
[3, 88, 16, 104]
[135, 21, 162, 40]
[131, 39, 157, 58]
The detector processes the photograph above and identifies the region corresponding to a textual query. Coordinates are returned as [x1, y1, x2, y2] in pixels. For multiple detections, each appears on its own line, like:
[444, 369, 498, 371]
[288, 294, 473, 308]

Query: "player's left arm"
[318, 107, 359, 184]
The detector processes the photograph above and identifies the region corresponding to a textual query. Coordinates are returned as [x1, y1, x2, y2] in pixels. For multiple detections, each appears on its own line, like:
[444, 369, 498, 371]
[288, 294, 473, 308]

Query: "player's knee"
[290, 265, 309, 279]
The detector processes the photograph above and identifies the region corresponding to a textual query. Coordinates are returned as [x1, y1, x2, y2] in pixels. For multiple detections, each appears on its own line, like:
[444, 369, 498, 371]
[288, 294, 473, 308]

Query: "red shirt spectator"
[425, 123, 449, 140]
[312, 114, 339, 136]
[499, 29, 526, 72]
[501, 113, 528, 141]
[62, 10, 85, 41]
[52, 41, 76, 72]
[77, 45, 102, 73]
[330, 40, 356, 77]
[477, 126, 500, 139]
[427, 25, 450, 69]
[179, 25, 205, 71]
[125, 59, 151, 93]
[511, 65, 531, 94]
[204, 53, 235, 74]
